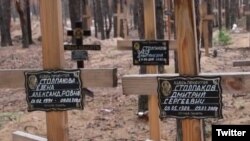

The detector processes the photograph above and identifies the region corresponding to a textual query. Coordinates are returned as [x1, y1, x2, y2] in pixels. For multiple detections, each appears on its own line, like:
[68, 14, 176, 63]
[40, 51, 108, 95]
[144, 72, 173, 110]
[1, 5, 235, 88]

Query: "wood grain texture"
[0, 68, 117, 88]
[233, 60, 250, 67]
[13, 131, 47, 141]
[175, 1, 201, 141]
[117, 40, 176, 50]
[122, 72, 250, 95]
[143, 0, 160, 140]
[40, 0, 67, 140]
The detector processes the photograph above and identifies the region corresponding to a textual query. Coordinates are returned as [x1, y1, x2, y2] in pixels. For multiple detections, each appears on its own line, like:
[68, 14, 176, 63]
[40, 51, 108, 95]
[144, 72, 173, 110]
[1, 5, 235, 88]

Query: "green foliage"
[218, 29, 232, 45]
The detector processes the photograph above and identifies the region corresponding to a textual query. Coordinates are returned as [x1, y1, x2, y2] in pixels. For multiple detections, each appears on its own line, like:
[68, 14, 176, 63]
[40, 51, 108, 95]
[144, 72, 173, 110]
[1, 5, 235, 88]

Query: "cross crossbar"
[0, 68, 117, 89]
[122, 72, 250, 95]
[117, 40, 176, 50]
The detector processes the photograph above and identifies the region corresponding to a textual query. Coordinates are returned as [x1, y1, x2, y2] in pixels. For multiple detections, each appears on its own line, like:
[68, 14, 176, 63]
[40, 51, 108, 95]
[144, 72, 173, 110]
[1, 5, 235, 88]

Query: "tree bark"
[0, 0, 12, 47]
[15, 0, 29, 48]
[207, 0, 213, 47]
[93, 0, 98, 37]
[225, 0, 230, 29]
[230, 0, 237, 27]
[26, 0, 33, 44]
[96, 0, 105, 39]
[137, 0, 147, 114]
[218, 0, 222, 30]
[138, 0, 144, 39]
[69, 0, 82, 29]
[244, 0, 250, 31]
[113, 0, 118, 37]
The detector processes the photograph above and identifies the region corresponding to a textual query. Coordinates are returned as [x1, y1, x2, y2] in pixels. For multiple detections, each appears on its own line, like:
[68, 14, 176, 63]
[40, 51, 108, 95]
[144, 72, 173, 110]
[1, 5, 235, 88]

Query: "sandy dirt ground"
[1, 21, 250, 141]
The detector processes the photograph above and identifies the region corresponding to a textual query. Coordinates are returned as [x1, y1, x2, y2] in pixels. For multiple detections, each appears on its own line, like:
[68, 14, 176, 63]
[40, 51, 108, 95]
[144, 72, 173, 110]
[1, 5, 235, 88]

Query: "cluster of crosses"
[0, 0, 249, 141]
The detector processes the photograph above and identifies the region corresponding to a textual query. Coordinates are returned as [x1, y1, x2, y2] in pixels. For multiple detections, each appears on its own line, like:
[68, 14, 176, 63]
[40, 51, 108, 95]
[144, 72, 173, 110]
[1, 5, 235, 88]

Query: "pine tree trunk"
[207, 0, 213, 47]
[225, 0, 230, 29]
[113, 0, 118, 37]
[94, 0, 105, 39]
[138, 0, 144, 39]
[137, 0, 147, 114]
[92, 0, 97, 37]
[0, 0, 12, 47]
[69, 0, 82, 29]
[133, 1, 139, 30]
[16, 0, 29, 48]
[230, 0, 237, 27]
[218, 0, 222, 30]
[26, 0, 33, 44]
[155, 0, 164, 39]
[244, 0, 250, 31]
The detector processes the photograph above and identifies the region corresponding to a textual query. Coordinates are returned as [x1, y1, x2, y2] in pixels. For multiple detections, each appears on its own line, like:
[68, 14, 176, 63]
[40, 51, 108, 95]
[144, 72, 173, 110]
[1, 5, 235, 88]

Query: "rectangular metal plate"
[158, 76, 222, 119]
[24, 69, 83, 112]
[132, 40, 169, 65]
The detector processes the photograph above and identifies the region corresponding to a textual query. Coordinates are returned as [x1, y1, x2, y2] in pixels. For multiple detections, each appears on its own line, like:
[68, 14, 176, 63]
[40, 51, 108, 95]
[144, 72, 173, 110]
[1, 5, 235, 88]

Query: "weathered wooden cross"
[0, 1, 117, 141]
[82, 1, 92, 30]
[121, 0, 250, 141]
[64, 21, 101, 68]
[113, 2, 129, 38]
[200, 0, 214, 57]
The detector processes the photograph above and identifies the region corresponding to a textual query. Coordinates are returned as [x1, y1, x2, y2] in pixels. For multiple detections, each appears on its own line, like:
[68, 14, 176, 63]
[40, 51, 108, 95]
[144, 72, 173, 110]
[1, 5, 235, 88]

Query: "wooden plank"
[0, 68, 117, 89]
[117, 40, 176, 50]
[122, 72, 250, 95]
[233, 60, 250, 67]
[244, 11, 250, 15]
[143, 0, 160, 140]
[13, 131, 47, 141]
[40, 0, 67, 140]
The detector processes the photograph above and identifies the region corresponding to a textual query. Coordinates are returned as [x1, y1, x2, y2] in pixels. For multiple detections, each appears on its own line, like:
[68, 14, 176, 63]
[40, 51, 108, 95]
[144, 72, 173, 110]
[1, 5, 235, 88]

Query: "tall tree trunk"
[225, 0, 230, 29]
[137, 0, 147, 115]
[133, 0, 139, 30]
[113, 0, 118, 37]
[244, 0, 250, 31]
[103, 0, 112, 38]
[69, 0, 82, 29]
[230, 0, 237, 27]
[207, 0, 213, 47]
[155, 0, 164, 39]
[26, 0, 33, 44]
[96, 0, 105, 39]
[138, 0, 144, 39]
[218, 0, 222, 30]
[93, 0, 98, 37]
[16, 0, 29, 48]
[0, 0, 12, 47]
[155, 0, 165, 74]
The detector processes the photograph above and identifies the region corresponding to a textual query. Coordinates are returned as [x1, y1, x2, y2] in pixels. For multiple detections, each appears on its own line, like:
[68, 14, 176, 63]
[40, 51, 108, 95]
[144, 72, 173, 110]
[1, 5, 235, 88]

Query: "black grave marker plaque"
[132, 40, 169, 65]
[157, 76, 222, 118]
[71, 50, 88, 61]
[24, 69, 83, 112]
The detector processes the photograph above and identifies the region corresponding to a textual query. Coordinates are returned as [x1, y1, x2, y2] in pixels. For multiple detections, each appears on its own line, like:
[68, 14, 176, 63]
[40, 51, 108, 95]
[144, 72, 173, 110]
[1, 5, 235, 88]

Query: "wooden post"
[40, 0, 68, 141]
[144, 0, 160, 140]
[200, 0, 214, 57]
[175, 1, 202, 141]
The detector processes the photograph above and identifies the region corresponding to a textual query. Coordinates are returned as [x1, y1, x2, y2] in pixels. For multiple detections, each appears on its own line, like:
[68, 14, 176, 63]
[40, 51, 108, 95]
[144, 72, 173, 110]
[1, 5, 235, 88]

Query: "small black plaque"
[132, 40, 169, 65]
[71, 50, 88, 61]
[64, 44, 101, 51]
[24, 70, 83, 112]
[158, 76, 222, 118]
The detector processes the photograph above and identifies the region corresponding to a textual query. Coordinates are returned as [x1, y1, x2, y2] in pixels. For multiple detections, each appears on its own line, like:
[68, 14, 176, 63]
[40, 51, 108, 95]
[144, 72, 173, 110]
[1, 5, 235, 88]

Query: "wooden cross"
[200, 0, 214, 57]
[0, 1, 117, 141]
[233, 60, 250, 67]
[64, 21, 100, 68]
[113, 2, 128, 38]
[121, 0, 250, 141]
[82, 2, 92, 30]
